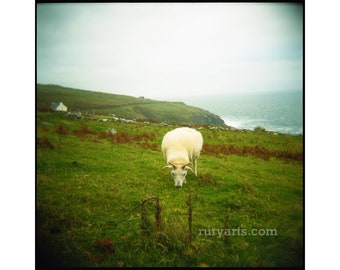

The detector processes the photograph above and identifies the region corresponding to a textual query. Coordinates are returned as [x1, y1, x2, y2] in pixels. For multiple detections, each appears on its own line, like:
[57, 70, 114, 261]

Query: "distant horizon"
[37, 82, 302, 102]
[37, 83, 302, 134]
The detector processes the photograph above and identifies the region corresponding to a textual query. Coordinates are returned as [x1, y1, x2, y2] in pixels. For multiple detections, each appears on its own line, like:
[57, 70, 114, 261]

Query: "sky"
[37, 3, 303, 99]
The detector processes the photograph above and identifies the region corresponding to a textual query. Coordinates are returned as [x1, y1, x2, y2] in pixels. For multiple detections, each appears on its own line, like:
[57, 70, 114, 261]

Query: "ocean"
[181, 91, 303, 135]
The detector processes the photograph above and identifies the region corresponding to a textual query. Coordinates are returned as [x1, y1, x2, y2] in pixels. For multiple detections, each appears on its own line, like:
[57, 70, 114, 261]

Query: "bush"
[254, 126, 266, 132]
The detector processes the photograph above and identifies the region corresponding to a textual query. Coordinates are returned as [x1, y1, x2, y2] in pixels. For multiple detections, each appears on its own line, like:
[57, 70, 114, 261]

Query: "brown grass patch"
[202, 143, 302, 163]
[37, 137, 54, 149]
[199, 173, 217, 185]
[93, 237, 115, 254]
[56, 125, 70, 135]
[70, 125, 158, 150]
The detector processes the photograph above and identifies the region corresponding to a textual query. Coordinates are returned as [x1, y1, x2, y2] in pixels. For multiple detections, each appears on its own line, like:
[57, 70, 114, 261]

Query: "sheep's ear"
[164, 165, 174, 169]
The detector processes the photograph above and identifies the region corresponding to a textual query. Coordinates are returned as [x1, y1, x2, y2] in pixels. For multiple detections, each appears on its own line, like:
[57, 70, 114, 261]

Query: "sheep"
[162, 127, 203, 188]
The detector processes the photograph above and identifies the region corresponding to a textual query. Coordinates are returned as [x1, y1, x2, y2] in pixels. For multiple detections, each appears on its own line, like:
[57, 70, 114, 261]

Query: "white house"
[50, 102, 68, 112]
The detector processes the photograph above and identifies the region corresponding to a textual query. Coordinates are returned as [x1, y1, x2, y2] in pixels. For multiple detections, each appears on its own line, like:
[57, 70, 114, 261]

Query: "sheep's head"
[164, 163, 193, 188]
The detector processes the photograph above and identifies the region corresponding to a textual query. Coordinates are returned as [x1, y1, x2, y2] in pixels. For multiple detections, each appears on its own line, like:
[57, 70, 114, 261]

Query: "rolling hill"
[37, 84, 225, 125]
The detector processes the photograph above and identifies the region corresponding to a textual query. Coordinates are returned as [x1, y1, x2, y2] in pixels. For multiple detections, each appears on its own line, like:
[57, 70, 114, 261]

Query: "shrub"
[254, 126, 266, 132]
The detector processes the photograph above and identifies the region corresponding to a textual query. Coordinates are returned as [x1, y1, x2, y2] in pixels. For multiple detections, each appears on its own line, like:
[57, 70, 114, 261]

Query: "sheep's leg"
[194, 158, 198, 176]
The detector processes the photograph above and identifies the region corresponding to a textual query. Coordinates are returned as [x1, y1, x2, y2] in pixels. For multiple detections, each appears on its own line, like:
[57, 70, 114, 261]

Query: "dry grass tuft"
[202, 143, 302, 163]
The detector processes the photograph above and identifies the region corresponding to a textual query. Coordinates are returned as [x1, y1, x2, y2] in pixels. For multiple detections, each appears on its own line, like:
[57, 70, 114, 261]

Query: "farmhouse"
[50, 102, 68, 112]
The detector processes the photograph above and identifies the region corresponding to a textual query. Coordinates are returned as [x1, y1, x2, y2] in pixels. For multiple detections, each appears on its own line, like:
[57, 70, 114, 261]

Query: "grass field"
[36, 112, 303, 268]
[37, 84, 224, 125]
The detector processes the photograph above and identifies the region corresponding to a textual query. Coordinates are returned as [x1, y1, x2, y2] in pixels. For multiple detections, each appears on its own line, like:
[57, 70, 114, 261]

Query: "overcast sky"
[37, 3, 303, 99]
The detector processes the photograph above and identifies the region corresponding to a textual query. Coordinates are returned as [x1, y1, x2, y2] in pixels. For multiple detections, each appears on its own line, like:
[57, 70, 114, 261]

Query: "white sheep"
[162, 127, 203, 188]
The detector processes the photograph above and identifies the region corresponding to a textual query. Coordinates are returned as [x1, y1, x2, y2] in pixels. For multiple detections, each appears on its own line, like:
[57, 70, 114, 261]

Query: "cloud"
[37, 3, 303, 98]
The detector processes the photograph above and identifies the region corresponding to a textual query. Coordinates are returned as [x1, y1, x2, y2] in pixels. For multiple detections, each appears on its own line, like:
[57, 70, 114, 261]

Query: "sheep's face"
[165, 163, 192, 188]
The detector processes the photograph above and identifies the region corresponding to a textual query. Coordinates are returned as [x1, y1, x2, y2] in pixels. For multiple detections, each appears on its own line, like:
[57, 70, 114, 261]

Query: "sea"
[180, 91, 303, 135]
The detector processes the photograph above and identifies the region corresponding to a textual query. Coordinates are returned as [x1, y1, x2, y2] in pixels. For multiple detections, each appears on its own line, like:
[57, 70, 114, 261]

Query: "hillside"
[37, 84, 225, 125]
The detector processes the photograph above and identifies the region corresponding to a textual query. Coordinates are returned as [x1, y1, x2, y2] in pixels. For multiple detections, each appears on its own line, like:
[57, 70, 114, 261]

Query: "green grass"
[36, 112, 303, 268]
[37, 84, 224, 125]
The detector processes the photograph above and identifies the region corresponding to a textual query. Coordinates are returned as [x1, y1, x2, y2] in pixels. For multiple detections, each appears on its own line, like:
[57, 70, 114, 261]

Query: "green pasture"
[36, 112, 303, 267]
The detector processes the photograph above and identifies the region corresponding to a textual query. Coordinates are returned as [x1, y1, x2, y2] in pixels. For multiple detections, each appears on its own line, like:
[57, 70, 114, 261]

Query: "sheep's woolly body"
[162, 127, 203, 172]
[165, 148, 190, 166]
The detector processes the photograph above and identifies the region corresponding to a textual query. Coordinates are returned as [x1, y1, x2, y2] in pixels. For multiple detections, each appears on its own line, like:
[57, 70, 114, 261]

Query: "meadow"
[36, 112, 303, 268]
